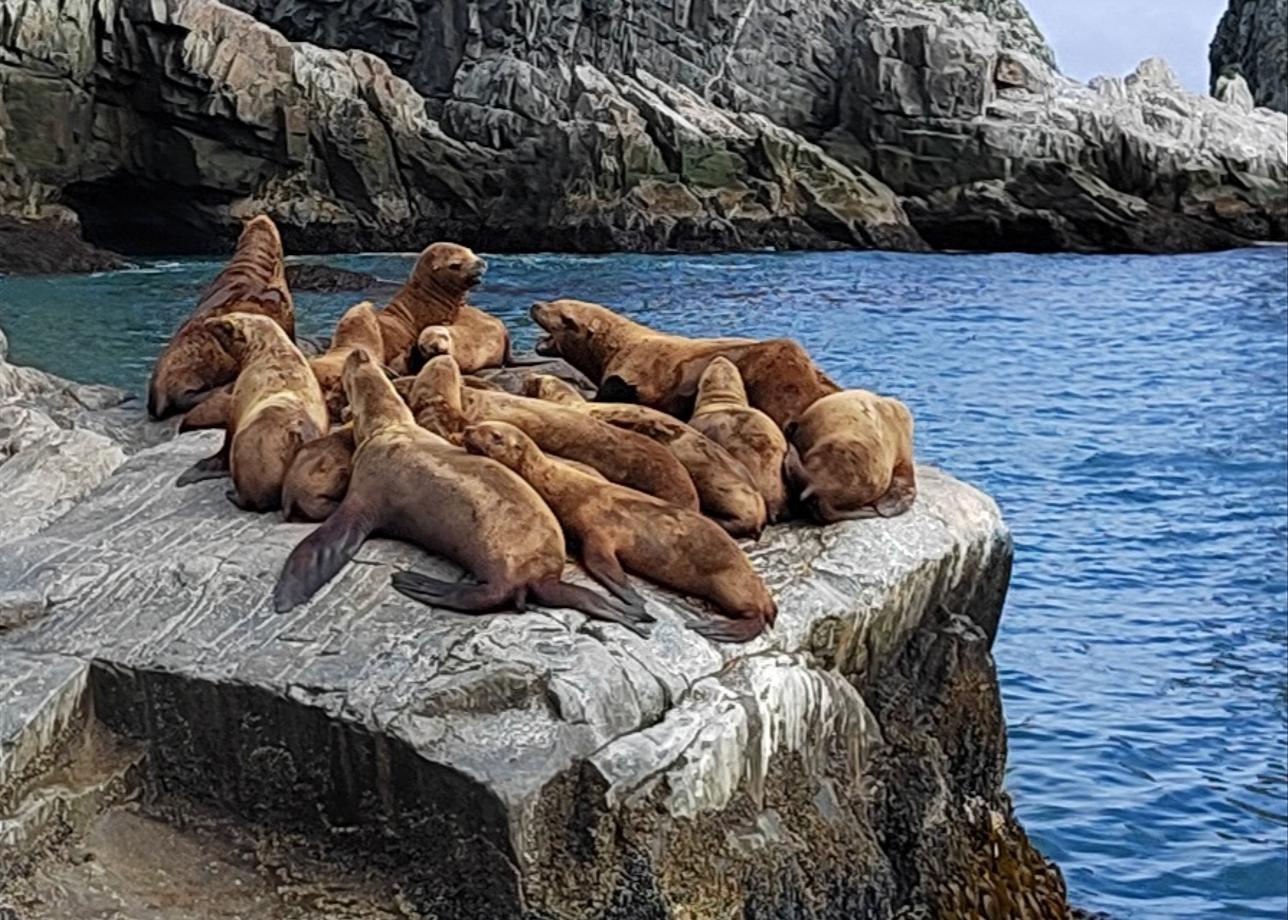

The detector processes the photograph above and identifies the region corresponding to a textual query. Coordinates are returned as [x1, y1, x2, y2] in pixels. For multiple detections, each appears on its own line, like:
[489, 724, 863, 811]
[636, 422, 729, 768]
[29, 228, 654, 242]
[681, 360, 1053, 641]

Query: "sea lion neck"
[351, 380, 415, 446]
[386, 273, 469, 328]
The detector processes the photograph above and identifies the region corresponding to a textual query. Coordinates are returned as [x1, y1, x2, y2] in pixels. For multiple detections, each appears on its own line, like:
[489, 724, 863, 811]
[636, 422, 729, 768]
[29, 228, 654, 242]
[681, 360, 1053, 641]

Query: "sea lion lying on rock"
[408, 357, 700, 510]
[273, 350, 650, 635]
[525, 382, 766, 538]
[310, 301, 385, 421]
[688, 357, 790, 523]
[148, 215, 293, 419]
[786, 390, 917, 522]
[281, 425, 355, 523]
[414, 308, 511, 375]
[464, 421, 777, 643]
[376, 243, 488, 374]
[530, 299, 838, 425]
[176, 313, 327, 512]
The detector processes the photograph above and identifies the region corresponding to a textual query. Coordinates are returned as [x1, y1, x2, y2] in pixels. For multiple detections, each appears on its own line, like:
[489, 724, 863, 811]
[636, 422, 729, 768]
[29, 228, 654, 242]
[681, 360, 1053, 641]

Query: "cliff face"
[0, 0, 1283, 257]
[1211, 0, 1288, 113]
[0, 329, 1075, 918]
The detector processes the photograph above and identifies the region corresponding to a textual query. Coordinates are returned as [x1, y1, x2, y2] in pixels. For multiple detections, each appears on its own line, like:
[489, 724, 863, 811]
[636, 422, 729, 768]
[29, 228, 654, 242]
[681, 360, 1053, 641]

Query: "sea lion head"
[411, 242, 487, 293]
[695, 356, 747, 408]
[522, 374, 585, 404]
[238, 214, 285, 260]
[147, 329, 238, 419]
[462, 421, 538, 471]
[331, 301, 382, 352]
[417, 326, 455, 360]
[788, 437, 884, 524]
[409, 355, 463, 412]
[342, 346, 410, 443]
[203, 312, 282, 360]
[530, 299, 619, 376]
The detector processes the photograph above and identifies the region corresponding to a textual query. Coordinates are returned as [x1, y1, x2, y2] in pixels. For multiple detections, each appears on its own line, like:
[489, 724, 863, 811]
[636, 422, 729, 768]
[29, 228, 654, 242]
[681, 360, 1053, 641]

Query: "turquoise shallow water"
[2, 248, 1286, 918]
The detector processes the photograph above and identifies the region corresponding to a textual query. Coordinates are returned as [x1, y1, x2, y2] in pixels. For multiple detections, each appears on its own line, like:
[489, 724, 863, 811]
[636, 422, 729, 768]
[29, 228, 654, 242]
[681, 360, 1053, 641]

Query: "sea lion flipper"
[688, 615, 767, 645]
[579, 542, 648, 613]
[178, 386, 233, 431]
[390, 572, 512, 612]
[273, 502, 375, 613]
[175, 432, 232, 486]
[876, 468, 917, 518]
[531, 580, 653, 637]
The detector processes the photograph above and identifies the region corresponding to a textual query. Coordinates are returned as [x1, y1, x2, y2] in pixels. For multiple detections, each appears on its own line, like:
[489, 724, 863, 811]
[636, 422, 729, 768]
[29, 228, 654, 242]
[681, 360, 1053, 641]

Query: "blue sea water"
[1, 248, 1285, 918]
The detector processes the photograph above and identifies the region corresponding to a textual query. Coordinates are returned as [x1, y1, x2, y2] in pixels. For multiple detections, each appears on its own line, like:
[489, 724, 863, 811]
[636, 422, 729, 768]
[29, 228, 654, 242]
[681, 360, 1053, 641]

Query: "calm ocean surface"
[1, 249, 1285, 918]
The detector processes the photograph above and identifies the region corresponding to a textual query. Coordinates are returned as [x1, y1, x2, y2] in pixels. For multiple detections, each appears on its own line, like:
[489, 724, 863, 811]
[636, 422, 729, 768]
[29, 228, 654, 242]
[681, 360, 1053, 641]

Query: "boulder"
[284, 262, 397, 294]
[1210, 0, 1288, 113]
[0, 213, 124, 276]
[0, 420, 1075, 917]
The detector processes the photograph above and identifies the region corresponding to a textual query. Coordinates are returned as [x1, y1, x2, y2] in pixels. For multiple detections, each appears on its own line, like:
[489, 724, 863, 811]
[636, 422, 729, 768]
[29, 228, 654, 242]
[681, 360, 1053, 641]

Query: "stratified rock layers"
[1211, 0, 1288, 113]
[0, 0, 1284, 256]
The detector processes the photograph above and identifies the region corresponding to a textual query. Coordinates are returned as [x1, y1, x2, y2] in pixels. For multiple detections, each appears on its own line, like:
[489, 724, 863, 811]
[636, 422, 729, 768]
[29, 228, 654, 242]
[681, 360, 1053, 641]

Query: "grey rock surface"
[0, 420, 1073, 916]
[0, 0, 1282, 257]
[1211, 0, 1288, 113]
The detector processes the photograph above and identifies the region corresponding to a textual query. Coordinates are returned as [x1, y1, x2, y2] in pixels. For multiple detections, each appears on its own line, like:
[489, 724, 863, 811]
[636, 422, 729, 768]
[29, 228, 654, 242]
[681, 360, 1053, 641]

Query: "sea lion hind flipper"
[688, 615, 767, 645]
[274, 503, 375, 613]
[390, 572, 513, 612]
[531, 580, 654, 637]
[876, 472, 916, 518]
[175, 432, 232, 486]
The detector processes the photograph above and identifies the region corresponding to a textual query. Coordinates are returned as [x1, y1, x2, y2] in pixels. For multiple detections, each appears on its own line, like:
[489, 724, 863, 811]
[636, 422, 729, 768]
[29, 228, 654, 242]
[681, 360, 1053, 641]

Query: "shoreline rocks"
[0, 214, 124, 276]
[1211, 0, 1287, 113]
[0, 0, 1282, 262]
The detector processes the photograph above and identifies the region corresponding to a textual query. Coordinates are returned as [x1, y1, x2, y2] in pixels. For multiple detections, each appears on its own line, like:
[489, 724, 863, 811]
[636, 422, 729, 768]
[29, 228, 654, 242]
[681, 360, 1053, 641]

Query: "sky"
[1023, 0, 1228, 94]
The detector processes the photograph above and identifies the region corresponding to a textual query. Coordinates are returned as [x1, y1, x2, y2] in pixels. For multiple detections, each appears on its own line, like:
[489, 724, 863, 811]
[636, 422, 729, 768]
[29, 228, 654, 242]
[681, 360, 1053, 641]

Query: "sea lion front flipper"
[178, 386, 233, 431]
[175, 432, 232, 486]
[273, 501, 376, 613]
[530, 579, 653, 638]
[876, 463, 917, 518]
[688, 614, 767, 644]
[579, 539, 648, 613]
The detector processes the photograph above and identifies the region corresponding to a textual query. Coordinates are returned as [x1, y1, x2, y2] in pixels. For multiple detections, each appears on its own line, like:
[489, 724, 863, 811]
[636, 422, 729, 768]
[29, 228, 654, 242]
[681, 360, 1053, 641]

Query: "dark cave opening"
[62, 176, 241, 256]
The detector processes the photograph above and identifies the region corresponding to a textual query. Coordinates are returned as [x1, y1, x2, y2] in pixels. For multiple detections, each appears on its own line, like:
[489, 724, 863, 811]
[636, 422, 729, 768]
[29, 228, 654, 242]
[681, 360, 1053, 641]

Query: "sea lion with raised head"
[310, 302, 385, 421]
[689, 357, 789, 522]
[786, 389, 916, 523]
[281, 425, 355, 522]
[464, 421, 777, 643]
[376, 243, 486, 373]
[530, 299, 838, 425]
[407, 356, 700, 509]
[148, 215, 294, 419]
[176, 313, 328, 512]
[273, 349, 651, 633]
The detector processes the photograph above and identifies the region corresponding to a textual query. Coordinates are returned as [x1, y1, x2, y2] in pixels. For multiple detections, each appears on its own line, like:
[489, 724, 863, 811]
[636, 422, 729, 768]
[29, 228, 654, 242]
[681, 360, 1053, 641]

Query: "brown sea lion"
[522, 374, 585, 405]
[407, 356, 700, 509]
[786, 390, 917, 523]
[281, 425, 355, 522]
[530, 299, 839, 425]
[415, 306, 510, 374]
[176, 313, 328, 512]
[148, 215, 294, 419]
[310, 302, 385, 421]
[689, 357, 790, 523]
[464, 421, 777, 643]
[570, 403, 767, 539]
[376, 243, 485, 373]
[273, 350, 650, 634]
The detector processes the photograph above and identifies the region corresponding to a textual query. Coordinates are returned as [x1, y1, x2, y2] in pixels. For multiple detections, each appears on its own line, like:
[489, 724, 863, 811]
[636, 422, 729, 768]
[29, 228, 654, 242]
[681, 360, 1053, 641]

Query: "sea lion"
[273, 350, 650, 634]
[786, 390, 917, 523]
[376, 242, 485, 373]
[414, 306, 511, 374]
[689, 357, 790, 523]
[281, 425, 355, 522]
[564, 401, 767, 539]
[522, 374, 585, 405]
[464, 421, 777, 643]
[407, 356, 700, 509]
[530, 299, 839, 425]
[148, 215, 293, 419]
[176, 313, 328, 512]
[309, 301, 385, 421]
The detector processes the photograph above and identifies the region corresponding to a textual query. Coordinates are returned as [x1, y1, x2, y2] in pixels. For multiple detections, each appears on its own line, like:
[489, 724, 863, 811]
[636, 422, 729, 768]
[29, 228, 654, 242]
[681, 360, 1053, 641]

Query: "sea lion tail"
[273, 502, 374, 612]
[531, 580, 655, 637]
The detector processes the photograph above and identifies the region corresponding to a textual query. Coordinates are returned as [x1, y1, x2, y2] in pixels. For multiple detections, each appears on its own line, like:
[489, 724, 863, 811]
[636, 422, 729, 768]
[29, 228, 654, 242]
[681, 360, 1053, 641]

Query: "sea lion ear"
[560, 314, 580, 331]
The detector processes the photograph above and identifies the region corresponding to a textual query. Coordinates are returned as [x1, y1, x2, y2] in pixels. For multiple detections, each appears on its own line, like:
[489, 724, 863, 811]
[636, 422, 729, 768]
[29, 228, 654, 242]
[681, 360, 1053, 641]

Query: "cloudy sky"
[1024, 0, 1228, 93]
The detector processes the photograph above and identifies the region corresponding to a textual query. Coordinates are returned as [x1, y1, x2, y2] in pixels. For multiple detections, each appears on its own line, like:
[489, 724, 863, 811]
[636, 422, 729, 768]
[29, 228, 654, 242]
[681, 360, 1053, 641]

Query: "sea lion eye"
[560, 315, 579, 331]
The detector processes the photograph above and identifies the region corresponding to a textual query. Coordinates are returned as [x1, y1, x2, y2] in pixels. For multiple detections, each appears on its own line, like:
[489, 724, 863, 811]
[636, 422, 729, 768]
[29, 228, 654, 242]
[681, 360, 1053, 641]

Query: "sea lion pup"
[414, 307, 510, 374]
[407, 356, 700, 509]
[273, 350, 650, 633]
[176, 313, 328, 511]
[148, 215, 293, 419]
[529, 299, 839, 426]
[376, 242, 486, 373]
[688, 357, 790, 523]
[309, 301, 385, 421]
[281, 425, 355, 522]
[546, 397, 767, 539]
[463, 422, 777, 643]
[786, 390, 917, 523]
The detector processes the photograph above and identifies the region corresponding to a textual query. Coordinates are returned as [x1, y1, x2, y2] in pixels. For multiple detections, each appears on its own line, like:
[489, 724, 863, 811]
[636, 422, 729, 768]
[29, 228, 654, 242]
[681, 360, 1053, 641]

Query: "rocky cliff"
[0, 330, 1076, 918]
[1211, 0, 1288, 113]
[0, 0, 1284, 259]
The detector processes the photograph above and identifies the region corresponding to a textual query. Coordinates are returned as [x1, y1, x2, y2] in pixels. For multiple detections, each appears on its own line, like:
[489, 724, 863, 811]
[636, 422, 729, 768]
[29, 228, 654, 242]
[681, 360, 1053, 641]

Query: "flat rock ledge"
[0, 416, 1074, 916]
